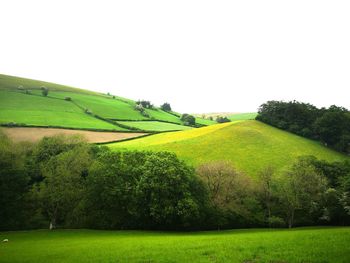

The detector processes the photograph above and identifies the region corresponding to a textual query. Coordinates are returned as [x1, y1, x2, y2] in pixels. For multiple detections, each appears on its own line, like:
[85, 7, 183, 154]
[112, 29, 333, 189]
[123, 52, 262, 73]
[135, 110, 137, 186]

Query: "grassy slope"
[0, 91, 125, 130]
[110, 120, 349, 176]
[49, 92, 146, 120]
[117, 121, 193, 132]
[0, 74, 101, 96]
[229, 112, 258, 121]
[145, 108, 183, 124]
[195, 117, 217, 126]
[0, 227, 349, 263]
[0, 74, 194, 131]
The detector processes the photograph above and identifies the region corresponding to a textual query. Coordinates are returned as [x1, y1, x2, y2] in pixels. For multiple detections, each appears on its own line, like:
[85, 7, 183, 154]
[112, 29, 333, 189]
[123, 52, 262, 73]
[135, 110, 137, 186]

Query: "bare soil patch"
[1, 127, 147, 143]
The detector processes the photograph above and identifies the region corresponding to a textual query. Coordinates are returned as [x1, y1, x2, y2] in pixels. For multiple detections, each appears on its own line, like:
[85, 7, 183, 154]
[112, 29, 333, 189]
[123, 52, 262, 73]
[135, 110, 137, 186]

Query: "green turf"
[0, 74, 102, 96]
[145, 108, 183, 124]
[0, 91, 126, 131]
[0, 227, 349, 263]
[49, 92, 147, 120]
[195, 117, 217, 126]
[109, 120, 349, 176]
[0, 74, 187, 129]
[116, 121, 193, 131]
[229, 112, 258, 121]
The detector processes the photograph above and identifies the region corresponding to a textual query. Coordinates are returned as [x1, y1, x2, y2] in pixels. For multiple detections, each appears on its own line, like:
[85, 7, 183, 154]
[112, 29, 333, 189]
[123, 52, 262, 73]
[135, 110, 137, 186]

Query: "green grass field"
[229, 112, 258, 121]
[49, 92, 147, 120]
[0, 74, 102, 96]
[144, 108, 184, 124]
[0, 91, 126, 130]
[116, 121, 193, 131]
[0, 74, 203, 130]
[0, 227, 349, 263]
[195, 117, 217, 126]
[109, 120, 349, 176]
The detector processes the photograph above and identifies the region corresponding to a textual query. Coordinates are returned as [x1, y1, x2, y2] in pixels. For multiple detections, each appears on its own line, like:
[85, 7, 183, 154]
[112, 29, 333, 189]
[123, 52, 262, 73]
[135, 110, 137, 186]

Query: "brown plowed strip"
[1, 127, 147, 143]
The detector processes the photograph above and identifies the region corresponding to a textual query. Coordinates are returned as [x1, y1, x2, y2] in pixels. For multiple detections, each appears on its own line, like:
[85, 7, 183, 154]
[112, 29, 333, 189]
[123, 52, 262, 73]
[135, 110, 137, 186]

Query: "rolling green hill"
[0, 90, 124, 130]
[109, 120, 349, 176]
[228, 112, 257, 121]
[116, 121, 193, 132]
[0, 74, 199, 132]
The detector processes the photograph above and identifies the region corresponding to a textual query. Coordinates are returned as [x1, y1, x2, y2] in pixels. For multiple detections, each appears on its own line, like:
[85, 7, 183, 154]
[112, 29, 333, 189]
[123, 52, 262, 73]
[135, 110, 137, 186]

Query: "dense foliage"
[181, 114, 196, 126]
[160, 102, 172, 112]
[216, 116, 231, 123]
[256, 100, 350, 153]
[1, 133, 349, 231]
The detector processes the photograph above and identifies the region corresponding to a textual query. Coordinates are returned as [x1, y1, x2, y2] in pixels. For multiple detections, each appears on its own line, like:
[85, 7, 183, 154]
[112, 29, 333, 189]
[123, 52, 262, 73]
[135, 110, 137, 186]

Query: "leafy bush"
[161, 103, 172, 112]
[41, 86, 49, 96]
[181, 114, 196, 126]
[216, 116, 231, 123]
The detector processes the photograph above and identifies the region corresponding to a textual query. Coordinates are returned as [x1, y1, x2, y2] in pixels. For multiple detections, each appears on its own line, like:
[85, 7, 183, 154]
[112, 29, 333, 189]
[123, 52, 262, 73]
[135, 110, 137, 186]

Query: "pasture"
[109, 120, 349, 176]
[116, 121, 192, 131]
[229, 112, 258, 121]
[0, 227, 349, 263]
[0, 91, 123, 130]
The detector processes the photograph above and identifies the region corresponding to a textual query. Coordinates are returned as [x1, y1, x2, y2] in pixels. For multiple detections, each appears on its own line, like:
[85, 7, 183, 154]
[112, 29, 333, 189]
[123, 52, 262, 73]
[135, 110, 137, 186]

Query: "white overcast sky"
[1, 0, 349, 113]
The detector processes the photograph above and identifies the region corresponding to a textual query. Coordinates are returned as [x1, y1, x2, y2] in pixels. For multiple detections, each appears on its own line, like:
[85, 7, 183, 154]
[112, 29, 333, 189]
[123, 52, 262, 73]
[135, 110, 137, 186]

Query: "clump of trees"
[134, 104, 150, 118]
[256, 101, 350, 153]
[137, 100, 153, 109]
[181, 114, 196, 126]
[161, 103, 172, 112]
[1, 132, 349, 231]
[216, 116, 231, 123]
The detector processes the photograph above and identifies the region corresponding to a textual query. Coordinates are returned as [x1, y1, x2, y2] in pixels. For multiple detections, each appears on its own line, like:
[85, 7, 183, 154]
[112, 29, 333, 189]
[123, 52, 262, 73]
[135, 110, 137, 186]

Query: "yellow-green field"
[109, 120, 349, 176]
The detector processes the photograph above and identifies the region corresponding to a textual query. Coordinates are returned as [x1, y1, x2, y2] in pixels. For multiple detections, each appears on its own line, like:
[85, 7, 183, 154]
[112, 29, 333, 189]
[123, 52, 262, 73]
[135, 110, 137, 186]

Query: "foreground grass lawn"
[0, 227, 349, 263]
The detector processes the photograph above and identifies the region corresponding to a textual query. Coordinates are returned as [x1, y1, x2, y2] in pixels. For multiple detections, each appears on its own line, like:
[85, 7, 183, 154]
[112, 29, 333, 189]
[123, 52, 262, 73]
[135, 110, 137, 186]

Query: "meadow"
[109, 120, 349, 176]
[116, 120, 192, 131]
[0, 227, 349, 263]
[229, 112, 258, 121]
[0, 91, 123, 130]
[0, 74, 209, 132]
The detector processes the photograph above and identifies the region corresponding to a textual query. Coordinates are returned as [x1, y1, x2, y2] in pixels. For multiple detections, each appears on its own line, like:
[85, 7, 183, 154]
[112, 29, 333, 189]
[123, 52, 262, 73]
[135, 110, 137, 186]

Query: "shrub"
[137, 100, 153, 109]
[181, 114, 196, 126]
[85, 109, 92, 115]
[41, 86, 49, 97]
[216, 116, 231, 123]
[161, 103, 172, 112]
[64, 97, 72, 101]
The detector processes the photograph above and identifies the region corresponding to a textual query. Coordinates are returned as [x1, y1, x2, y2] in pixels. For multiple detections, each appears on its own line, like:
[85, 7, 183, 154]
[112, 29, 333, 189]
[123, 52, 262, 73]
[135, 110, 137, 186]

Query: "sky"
[1, 0, 349, 113]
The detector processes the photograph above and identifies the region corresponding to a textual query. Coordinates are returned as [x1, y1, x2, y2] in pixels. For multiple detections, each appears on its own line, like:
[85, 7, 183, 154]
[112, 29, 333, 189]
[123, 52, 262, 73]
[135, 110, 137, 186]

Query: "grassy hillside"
[0, 227, 349, 263]
[0, 74, 196, 131]
[0, 74, 101, 96]
[0, 91, 125, 130]
[229, 112, 257, 121]
[116, 121, 193, 132]
[109, 120, 349, 176]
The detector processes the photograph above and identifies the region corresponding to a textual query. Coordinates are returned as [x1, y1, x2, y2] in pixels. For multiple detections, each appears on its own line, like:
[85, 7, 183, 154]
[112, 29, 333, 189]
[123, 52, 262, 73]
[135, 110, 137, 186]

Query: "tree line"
[1, 132, 349, 231]
[256, 100, 350, 153]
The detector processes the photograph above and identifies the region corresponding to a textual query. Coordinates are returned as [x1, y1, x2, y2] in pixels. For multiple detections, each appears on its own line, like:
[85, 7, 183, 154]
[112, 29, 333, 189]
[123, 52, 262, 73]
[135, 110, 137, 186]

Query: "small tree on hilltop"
[161, 103, 172, 112]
